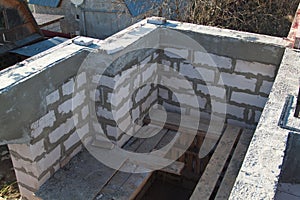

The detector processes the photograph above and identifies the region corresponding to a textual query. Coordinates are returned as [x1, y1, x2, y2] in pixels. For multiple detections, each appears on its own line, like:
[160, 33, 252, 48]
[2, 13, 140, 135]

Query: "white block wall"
[8, 73, 89, 200]
[157, 47, 278, 127]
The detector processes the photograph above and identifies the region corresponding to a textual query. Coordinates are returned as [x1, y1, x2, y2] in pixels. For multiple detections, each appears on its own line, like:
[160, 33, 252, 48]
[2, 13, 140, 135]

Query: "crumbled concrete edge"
[98, 19, 159, 55]
[229, 48, 300, 199]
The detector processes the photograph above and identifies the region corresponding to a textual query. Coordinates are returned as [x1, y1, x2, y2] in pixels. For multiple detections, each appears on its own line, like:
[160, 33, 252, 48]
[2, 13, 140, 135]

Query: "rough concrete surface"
[229, 48, 300, 199]
[36, 148, 115, 200]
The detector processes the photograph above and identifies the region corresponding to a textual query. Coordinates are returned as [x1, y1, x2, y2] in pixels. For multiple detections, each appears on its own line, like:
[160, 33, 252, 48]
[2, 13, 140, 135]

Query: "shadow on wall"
[275, 132, 300, 199]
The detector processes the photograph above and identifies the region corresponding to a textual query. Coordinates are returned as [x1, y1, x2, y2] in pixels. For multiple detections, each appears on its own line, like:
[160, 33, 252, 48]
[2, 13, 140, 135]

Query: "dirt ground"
[0, 146, 20, 200]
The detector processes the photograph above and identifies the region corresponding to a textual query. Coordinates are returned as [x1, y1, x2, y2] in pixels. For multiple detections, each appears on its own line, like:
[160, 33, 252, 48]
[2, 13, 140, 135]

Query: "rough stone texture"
[229, 49, 300, 199]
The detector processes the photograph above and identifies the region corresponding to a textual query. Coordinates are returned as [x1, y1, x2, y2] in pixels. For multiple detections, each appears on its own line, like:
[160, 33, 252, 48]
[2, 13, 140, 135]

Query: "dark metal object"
[278, 94, 300, 132]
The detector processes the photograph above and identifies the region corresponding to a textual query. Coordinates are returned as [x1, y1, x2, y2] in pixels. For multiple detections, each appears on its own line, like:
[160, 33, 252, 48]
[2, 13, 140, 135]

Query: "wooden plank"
[215, 129, 254, 200]
[135, 129, 168, 153]
[189, 125, 241, 200]
[144, 108, 222, 140]
[159, 161, 185, 175]
[97, 126, 169, 199]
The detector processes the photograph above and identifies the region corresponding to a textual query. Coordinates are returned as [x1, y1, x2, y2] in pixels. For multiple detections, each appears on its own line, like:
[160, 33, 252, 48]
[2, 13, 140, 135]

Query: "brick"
[219, 72, 257, 92]
[72, 90, 86, 109]
[77, 123, 90, 139]
[131, 107, 140, 122]
[133, 74, 141, 89]
[99, 75, 115, 89]
[97, 106, 114, 120]
[114, 100, 132, 121]
[46, 90, 60, 106]
[231, 92, 268, 108]
[111, 83, 130, 107]
[118, 116, 132, 134]
[107, 125, 122, 139]
[194, 51, 232, 69]
[197, 84, 226, 99]
[58, 98, 72, 114]
[197, 96, 207, 109]
[195, 67, 215, 83]
[62, 79, 74, 96]
[81, 105, 89, 120]
[64, 132, 80, 151]
[142, 91, 157, 112]
[37, 145, 61, 173]
[31, 111, 56, 138]
[158, 87, 169, 99]
[162, 102, 182, 113]
[135, 84, 152, 103]
[76, 72, 87, 89]
[235, 60, 277, 78]
[8, 139, 44, 161]
[211, 102, 245, 119]
[140, 55, 152, 65]
[160, 76, 193, 91]
[10, 155, 41, 177]
[260, 80, 274, 94]
[49, 115, 78, 144]
[173, 92, 199, 107]
[142, 63, 157, 82]
[165, 48, 189, 59]
[180, 63, 200, 80]
[58, 90, 86, 114]
[15, 169, 39, 189]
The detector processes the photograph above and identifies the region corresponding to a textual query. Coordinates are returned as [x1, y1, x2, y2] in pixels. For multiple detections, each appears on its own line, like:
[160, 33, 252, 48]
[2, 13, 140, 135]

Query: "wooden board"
[97, 127, 172, 199]
[214, 129, 254, 200]
[189, 125, 241, 200]
[144, 108, 222, 140]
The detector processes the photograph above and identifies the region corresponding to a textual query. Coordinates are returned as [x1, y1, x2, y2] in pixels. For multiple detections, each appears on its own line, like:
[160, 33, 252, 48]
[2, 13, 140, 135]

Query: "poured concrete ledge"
[0, 44, 89, 144]
[229, 48, 300, 199]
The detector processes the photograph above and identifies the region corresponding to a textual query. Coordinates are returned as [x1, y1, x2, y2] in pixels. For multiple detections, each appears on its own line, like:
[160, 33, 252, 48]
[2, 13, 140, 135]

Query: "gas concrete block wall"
[91, 51, 160, 146]
[7, 72, 89, 200]
[157, 44, 281, 128]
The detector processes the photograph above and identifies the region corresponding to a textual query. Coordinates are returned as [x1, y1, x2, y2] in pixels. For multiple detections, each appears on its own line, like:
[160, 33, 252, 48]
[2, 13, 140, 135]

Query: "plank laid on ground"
[144, 108, 221, 140]
[97, 127, 169, 200]
[36, 150, 122, 200]
[189, 125, 241, 200]
[215, 129, 254, 200]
